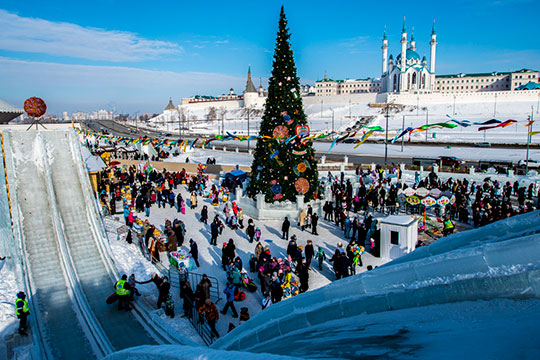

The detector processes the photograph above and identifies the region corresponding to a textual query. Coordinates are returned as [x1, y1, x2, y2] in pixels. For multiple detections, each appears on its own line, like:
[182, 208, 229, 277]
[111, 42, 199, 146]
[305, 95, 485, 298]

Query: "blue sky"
[0, 0, 539, 114]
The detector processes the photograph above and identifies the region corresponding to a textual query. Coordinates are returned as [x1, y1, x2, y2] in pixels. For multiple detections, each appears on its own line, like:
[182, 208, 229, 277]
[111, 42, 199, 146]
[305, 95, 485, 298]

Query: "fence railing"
[180, 295, 216, 345]
[131, 228, 221, 345]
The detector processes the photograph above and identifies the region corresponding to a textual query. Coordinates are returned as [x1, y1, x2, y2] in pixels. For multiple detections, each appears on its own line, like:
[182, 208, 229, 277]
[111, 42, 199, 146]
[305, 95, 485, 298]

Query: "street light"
[453, 95, 457, 115]
[494, 93, 498, 117]
[526, 106, 534, 174]
[246, 106, 252, 151]
[180, 108, 184, 137]
[385, 104, 389, 163]
[425, 108, 429, 142]
[329, 107, 335, 132]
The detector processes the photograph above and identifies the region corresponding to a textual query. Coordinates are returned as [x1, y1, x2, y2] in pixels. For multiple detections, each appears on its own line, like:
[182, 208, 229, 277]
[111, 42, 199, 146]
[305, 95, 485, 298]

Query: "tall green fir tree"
[247, 6, 319, 203]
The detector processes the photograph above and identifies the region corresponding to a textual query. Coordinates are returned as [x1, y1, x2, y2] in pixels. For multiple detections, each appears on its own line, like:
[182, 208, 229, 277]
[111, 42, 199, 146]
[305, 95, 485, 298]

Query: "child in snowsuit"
[165, 294, 175, 318]
[255, 227, 261, 242]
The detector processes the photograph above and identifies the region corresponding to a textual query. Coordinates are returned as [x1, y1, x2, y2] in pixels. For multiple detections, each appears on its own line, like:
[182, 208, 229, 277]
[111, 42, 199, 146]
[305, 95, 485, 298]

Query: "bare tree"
[206, 106, 217, 122]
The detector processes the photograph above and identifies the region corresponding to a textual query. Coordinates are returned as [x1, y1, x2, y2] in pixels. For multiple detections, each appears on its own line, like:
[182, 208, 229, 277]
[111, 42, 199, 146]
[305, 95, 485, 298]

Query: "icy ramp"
[3, 130, 162, 359]
[212, 211, 540, 359]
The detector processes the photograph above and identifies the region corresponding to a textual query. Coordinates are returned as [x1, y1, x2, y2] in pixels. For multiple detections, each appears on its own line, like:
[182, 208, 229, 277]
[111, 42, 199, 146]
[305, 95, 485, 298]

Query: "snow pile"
[211, 211, 540, 359]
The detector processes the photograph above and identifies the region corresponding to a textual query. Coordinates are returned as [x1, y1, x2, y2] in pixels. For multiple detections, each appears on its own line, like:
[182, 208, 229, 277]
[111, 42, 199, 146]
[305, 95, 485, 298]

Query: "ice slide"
[210, 211, 540, 359]
[2, 130, 183, 359]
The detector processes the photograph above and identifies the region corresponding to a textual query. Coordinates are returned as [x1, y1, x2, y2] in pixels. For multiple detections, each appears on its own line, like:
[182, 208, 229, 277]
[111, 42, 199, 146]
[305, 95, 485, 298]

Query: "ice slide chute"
[2, 130, 183, 359]
[3, 131, 98, 358]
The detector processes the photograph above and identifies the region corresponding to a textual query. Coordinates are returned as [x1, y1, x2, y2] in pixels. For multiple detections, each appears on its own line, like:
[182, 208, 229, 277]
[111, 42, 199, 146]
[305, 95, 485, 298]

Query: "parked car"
[439, 156, 464, 167]
[517, 159, 540, 169]
[474, 142, 491, 148]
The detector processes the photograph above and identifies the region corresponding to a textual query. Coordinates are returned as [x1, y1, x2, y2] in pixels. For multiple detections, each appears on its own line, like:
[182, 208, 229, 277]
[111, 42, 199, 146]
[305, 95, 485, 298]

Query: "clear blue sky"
[1, 0, 539, 115]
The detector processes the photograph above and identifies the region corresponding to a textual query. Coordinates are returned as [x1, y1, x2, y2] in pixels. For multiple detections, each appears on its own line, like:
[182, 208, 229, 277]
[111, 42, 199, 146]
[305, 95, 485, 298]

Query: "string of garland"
[77, 114, 536, 154]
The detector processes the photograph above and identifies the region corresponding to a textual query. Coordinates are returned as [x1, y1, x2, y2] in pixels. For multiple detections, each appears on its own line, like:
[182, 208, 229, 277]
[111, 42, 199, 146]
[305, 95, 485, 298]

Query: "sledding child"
[315, 246, 326, 270]
[165, 293, 175, 318]
[255, 227, 261, 242]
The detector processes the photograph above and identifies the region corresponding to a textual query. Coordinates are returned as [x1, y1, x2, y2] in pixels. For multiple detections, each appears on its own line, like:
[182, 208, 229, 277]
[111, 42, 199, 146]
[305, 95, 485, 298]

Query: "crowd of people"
[95, 157, 538, 342]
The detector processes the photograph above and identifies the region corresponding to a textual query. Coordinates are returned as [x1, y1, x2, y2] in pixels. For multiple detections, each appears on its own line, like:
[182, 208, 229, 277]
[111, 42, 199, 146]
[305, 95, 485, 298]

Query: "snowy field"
[104, 183, 387, 340]
[142, 99, 540, 145]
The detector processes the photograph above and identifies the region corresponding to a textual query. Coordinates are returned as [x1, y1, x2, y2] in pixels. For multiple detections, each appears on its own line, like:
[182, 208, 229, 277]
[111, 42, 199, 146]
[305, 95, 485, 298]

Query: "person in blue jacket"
[220, 281, 238, 318]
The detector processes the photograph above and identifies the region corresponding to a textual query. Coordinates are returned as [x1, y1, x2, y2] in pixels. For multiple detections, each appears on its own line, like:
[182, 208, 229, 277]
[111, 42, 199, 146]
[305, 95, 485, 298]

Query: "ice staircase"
[2, 130, 177, 359]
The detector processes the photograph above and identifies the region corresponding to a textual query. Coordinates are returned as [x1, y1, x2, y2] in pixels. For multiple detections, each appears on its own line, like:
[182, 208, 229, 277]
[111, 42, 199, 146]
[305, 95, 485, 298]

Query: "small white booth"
[379, 215, 419, 261]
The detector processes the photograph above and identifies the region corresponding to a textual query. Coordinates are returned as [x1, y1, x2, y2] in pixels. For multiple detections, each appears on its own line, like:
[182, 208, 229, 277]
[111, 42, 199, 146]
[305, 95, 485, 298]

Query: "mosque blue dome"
[396, 49, 421, 62]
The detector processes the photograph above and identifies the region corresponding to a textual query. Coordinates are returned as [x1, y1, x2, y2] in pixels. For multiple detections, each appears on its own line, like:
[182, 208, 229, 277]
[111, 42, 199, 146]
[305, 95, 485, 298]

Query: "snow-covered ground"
[164, 149, 254, 167]
[142, 99, 540, 145]
[104, 182, 387, 341]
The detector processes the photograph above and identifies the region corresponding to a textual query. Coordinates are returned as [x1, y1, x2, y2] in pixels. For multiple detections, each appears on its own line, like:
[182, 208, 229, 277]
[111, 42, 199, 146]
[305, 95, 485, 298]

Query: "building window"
[391, 231, 399, 245]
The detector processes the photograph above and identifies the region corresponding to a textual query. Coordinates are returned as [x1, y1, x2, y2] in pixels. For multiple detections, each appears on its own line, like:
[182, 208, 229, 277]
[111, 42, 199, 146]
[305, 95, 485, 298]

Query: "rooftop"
[437, 69, 538, 79]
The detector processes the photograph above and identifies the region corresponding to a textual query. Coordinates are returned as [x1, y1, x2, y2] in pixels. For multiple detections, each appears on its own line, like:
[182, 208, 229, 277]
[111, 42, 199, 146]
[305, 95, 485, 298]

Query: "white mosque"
[380, 20, 437, 93]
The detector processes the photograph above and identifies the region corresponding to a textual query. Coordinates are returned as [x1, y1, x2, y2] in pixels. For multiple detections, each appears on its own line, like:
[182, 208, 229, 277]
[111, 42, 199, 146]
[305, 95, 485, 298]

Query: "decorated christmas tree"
[247, 6, 319, 203]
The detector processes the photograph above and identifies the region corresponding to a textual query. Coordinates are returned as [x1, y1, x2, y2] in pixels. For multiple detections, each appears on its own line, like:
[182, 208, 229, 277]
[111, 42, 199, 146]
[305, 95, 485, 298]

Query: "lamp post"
[425, 108, 429, 142]
[526, 107, 534, 174]
[329, 107, 335, 132]
[385, 104, 389, 164]
[349, 99, 352, 120]
[321, 99, 323, 119]
[494, 93, 498, 117]
[180, 109, 183, 137]
[453, 95, 457, 115]
[247, 107, 251, 151]
[401, 115, 405, 152]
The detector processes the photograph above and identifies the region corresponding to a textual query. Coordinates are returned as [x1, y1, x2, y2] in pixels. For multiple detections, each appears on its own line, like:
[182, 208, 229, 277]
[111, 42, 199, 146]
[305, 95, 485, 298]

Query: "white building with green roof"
[435, 68, 539, 93]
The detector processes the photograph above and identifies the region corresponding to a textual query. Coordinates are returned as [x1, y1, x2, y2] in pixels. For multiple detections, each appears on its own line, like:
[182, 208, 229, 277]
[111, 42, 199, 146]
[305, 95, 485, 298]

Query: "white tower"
[382, 26, 388, 75]
[429, 20, 437, 90]
[410, 26, 416, 51]
[243, 66, 258, 108]
[400, 18, 408, 92]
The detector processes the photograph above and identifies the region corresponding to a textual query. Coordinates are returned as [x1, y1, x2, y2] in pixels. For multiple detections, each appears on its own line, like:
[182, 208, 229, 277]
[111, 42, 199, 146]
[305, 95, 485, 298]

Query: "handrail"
[123, 226, 221, 345]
